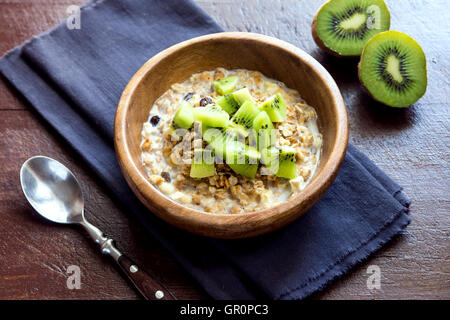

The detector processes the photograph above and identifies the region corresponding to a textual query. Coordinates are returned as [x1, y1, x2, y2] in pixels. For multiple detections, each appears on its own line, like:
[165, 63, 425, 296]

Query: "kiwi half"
[358, 31, 427, 107]
[312, 0, 390, 57]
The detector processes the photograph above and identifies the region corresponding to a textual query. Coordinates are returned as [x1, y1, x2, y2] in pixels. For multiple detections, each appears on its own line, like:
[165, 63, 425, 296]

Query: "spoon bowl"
[20, 156, 84, 224]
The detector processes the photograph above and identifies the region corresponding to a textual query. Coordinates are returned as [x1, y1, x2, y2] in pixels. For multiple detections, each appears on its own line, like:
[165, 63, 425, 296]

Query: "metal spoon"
[20, 155, 175, 300]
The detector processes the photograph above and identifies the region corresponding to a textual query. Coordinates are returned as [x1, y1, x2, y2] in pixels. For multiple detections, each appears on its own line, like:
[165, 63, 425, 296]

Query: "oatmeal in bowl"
[140, 68, 322, 214]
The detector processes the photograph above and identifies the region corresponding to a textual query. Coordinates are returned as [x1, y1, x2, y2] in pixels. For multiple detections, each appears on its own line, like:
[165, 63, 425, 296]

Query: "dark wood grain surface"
[0, 0, 448, 299]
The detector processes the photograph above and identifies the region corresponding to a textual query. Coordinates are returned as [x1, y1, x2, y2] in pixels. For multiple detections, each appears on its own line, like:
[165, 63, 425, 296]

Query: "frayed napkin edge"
[276, 205, 411, 300]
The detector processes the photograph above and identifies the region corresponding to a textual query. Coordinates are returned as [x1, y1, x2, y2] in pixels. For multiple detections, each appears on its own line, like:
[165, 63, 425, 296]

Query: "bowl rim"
[114, 32, 348, 238]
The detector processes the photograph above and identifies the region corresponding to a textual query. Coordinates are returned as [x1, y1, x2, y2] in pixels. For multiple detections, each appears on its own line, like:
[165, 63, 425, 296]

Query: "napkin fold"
[0, 0, 410, 299]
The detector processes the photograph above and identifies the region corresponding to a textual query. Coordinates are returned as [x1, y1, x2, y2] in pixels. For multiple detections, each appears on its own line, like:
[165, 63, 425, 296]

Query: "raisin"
[150, 115, 160, 126]
[199, 97, 213, 106]
[161, 171, 171, 182]
[183, 92, 194, 101]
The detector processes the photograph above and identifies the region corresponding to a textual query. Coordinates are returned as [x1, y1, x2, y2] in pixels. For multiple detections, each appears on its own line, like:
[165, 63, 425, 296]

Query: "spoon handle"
[80, 220, 175, 300]
[117, 254, 175, 300]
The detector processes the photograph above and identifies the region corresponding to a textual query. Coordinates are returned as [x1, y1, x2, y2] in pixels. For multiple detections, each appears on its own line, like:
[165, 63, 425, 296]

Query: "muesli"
[141, 68, 322, 214]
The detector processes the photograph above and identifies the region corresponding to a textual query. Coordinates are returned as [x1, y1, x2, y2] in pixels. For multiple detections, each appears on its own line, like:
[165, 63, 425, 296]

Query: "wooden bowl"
[115, 32, 348, 239]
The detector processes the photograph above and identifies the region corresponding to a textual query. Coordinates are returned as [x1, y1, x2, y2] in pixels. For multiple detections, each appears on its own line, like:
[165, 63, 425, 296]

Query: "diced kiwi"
[190, 148, 216, 178]
[204, 127, 246, 158]
[312, 0, 391, 57]
[226, 144, 260, 179]
[191, 121, 211, 146]
[203, 127, 226, 153]
[228, 163, 258, 179]
[253, 111, 274, 150]
[215, 94, 240, 114]
[172, 101, 194, 129]
[259, 93, 286, 122]
[224, 141, 259, 161]
[358, 31, 427, 107]
[260, 147, 280, 176]
[232, 88, 254, 105]
[215, 88, 255, 115]
[214, 76, 238, 95]
[193, 104, 229, 127]
[260, 147, 278, 167]
[275, 146, 298, 179]
[203, 125, 242, 144]
[197, 121, 210, 138]
[230, 101, 261, 136]
[203, 127, 260, 178]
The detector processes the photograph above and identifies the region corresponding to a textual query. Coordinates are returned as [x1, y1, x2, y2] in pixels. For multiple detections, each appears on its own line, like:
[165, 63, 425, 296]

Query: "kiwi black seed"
[312, 0, 391, 57]
[358, 31, 427, 108]
[232, 115, 253, 129]
[275, 146, 298, 179]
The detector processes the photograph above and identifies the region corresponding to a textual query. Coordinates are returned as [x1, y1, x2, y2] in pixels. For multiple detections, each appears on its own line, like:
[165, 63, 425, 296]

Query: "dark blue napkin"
[0, 0, 410, 299]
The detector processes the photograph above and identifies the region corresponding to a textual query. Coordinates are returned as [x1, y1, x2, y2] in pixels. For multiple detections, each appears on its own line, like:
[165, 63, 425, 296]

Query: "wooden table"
[0, 0, 448, 299]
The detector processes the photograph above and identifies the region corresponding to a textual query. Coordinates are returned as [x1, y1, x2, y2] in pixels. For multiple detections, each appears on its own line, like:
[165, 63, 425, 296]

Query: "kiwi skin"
[358, 54, 384, 106]
[357, 31, 428, 108]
